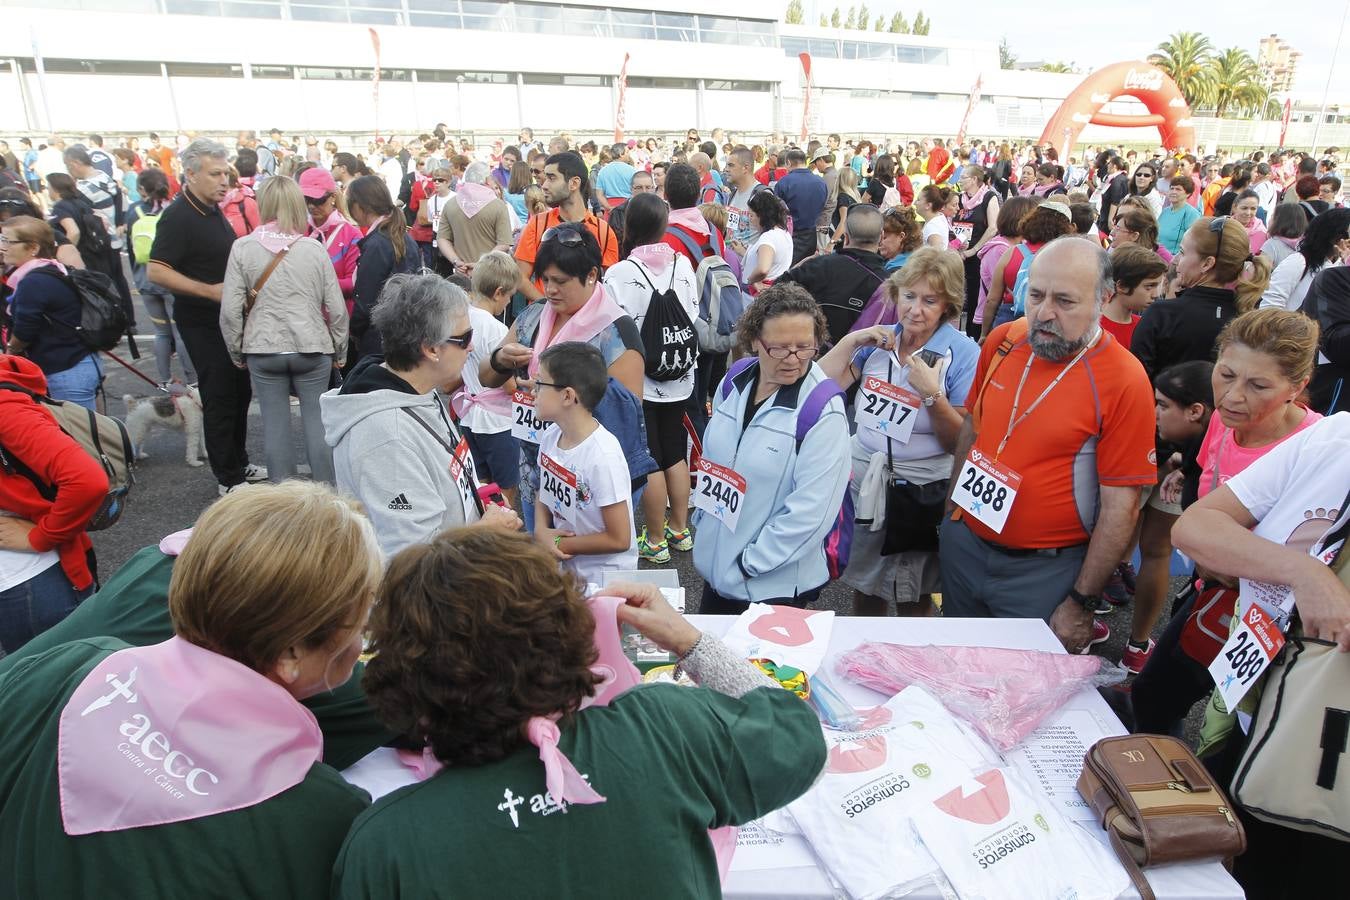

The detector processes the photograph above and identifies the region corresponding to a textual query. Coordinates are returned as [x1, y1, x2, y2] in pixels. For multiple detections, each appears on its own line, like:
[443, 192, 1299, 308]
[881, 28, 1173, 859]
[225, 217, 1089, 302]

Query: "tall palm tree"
[1202, 48, 1266, 119]
[1149, 32, 1213, 109]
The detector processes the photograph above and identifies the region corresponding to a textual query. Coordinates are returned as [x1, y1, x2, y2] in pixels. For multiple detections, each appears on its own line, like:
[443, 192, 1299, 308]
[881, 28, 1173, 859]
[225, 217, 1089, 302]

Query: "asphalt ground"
[90, 331, 1198, 741]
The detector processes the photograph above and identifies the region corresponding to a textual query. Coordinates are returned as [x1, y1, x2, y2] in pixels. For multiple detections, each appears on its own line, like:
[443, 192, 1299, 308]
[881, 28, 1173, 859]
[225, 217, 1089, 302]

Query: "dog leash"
[101, 348, 170, 392]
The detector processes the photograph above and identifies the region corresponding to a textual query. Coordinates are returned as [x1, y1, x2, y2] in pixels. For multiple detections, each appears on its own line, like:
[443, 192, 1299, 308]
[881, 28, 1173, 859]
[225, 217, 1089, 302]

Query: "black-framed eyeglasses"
[761, 344, 819, 360]
[532, 379, 563, 393]
[441, 327, 473, 348]
[542, 227, 585, 247]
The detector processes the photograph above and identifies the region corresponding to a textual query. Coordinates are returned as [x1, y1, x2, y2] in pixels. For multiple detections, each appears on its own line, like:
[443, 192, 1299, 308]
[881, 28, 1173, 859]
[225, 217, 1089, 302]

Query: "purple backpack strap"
[795, 379, 844, 450]
[719, 357, 757, 401]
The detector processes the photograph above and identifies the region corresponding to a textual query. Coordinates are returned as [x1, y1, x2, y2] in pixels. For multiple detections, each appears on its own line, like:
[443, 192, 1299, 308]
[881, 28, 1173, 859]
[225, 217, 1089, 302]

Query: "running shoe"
[637, 528, 670, 564]
[218, 481, 252, 497]
[1121, 638, 1156, 675]
[1103, 565, 1134, 607]
[1076, 619, 1111, 654]
[242, 463, 269, 482]
[1117, 561, 1138, 594]
[1086, 594, 1114, 616]
[664, 524, 694, 552]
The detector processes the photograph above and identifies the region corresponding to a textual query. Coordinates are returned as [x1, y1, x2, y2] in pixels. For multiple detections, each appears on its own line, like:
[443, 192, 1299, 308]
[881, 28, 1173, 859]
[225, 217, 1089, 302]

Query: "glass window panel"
[514, 2, 559, 33]
[895, 46, 924, 64]
[610, 9, 653, 39]
[166, 62, 244, 77]
[737, 19, 775, 47]
[808, 39, 839, 59]
[251, 64, 295, 79]
[560, 6, 609, 38]
[165, 0, 220, 14]
[409, 12, 460, 27]
[349, 9, 399, 25]
[356, 0, 402, 8]
[462, 0, 508, 28]
[781, 37, 810, 57]
[699, 15, 738, 44]
[522, 73, 564, 85]
[408, 0, 456, 9]
[221, 0, 281, 16]
[924, 49, 949, 65]
[654, 12, 695, 42]
[290, 5, 347, 22]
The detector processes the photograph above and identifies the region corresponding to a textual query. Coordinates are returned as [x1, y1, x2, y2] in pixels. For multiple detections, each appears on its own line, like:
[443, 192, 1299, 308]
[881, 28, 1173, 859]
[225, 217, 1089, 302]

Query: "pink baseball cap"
[299, 167, 337, 199]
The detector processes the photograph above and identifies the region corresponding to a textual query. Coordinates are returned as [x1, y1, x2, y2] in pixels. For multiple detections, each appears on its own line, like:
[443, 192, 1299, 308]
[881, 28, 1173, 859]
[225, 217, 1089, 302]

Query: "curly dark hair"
[734, 282, 830, 357]
[882, 206, 923, 253]
[362, 528, 601, 767]
[1020, 206, 1074, 245]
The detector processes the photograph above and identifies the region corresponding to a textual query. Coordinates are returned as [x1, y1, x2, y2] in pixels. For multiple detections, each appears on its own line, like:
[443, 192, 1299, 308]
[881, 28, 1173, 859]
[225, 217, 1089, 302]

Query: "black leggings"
[1129, 586, 1215, 735]
[697, 584, 822, 615]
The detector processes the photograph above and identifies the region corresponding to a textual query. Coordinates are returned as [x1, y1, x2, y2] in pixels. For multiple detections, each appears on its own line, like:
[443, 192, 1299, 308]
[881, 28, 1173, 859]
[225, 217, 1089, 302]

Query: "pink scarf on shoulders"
[630, 242, 675, 275]
[960, 184, 991, 212]
[57, 636, 323, 835]
[254, 220, 306, 253]
[6, 257, 66, 290]
[526, 283, 625, 378]
[455, 182, 497, 219]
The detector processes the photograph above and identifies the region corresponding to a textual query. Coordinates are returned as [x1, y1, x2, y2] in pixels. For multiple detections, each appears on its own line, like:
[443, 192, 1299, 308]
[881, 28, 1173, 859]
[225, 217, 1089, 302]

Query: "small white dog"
[123, 386, 207, 468]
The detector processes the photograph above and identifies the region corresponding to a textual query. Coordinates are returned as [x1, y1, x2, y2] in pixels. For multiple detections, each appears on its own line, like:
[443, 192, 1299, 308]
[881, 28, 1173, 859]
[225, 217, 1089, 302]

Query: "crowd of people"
[1, 121, 1348, 898]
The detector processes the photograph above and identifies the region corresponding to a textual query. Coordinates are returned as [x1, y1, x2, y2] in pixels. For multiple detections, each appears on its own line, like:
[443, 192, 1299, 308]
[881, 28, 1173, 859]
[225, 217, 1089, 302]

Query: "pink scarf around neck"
[57, 636, 323, 835]
[960, 184, 991, 212]
[630, 242, 675, 275]
[526, 284, 625, 378]
[455, 182, 497, 219]
[6, 257, 66, 290]
[254, 220, 306, 253]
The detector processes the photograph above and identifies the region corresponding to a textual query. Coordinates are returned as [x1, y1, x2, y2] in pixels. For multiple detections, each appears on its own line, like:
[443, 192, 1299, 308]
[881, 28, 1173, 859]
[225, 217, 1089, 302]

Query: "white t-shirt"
[603, 254, 699, 402]
[1252, 180, 1279, 216]
[922, 214, 950, 248]
[1226, 412, 1350, 619]
[459, 305, 512, 434]
[726, 185, 762, 245]
[0, 532, 60, 594]
[744, 227, 793, 284]
[426, 191, 453, 229]
[537, 422, 637, 587]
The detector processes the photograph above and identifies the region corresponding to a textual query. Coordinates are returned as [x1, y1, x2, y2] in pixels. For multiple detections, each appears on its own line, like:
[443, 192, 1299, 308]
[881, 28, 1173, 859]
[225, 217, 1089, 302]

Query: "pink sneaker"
[1076, 619, 1111, 654]
[1121, 638, 1156, 675]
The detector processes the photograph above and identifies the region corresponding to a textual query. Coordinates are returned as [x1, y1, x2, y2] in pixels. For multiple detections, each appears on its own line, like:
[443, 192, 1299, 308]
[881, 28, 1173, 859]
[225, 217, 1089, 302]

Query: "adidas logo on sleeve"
[388, 493, 412, 511]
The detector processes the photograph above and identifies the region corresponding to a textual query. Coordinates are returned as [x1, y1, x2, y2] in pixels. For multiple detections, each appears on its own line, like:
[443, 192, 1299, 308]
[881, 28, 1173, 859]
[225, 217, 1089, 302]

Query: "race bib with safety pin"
[511, 390, 545, 443]
[952, 221, 974, 249]
[692, 457, 746, 533]
[856, 376, 921, 444]
[1209, 603, 1285, 711]
[951, 450, 1021, 534]
[540, 452, 577, 517]
[449, 436, 478, 516]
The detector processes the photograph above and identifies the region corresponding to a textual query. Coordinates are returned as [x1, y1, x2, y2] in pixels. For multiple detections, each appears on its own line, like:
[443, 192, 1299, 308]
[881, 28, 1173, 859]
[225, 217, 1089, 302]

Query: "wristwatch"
[1067, 587, 1097, 610]
[921, 390, 944, 407]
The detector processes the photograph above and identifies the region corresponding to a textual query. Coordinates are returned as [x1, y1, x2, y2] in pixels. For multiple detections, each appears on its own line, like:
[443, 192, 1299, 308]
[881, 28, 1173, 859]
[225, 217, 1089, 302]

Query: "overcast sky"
[781, 1, 1349, 101]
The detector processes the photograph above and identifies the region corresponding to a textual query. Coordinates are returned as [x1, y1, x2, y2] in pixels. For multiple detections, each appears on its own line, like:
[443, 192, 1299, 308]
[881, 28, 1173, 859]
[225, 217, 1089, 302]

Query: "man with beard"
[513, 150, 618, 301]
[937, 238, 1156, 653]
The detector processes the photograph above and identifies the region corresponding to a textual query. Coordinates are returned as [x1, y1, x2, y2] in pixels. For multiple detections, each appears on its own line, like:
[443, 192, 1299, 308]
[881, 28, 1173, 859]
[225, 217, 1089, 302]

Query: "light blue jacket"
[693, 361, 850, 603]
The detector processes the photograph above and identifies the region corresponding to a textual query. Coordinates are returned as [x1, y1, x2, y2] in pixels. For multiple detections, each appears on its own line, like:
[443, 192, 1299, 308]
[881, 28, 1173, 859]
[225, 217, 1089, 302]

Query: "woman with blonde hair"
[830, 165, 862, 236]
[821, 248, 979, 617]
[1133, 216, 1274, 381]
[0, 481, 382, 900]
[220, 175, 348, 485]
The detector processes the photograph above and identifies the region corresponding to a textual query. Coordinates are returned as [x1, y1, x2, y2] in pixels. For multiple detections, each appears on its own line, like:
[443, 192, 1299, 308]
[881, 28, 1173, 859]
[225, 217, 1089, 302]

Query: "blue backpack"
[1010, 244, 1039, 318]
[718, 359, 854, 580]
[664, 224, 748, 355]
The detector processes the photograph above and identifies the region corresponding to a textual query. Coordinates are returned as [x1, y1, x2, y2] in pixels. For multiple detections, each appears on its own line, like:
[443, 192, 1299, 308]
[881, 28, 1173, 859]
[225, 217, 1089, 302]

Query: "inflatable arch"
[1039, 61, 1196, 158]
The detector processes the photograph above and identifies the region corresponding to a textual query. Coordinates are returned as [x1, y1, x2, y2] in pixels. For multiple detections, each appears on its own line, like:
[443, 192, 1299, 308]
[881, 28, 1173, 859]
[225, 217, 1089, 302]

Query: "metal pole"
[10, 58, 35, 131]
[1311, 2, 1348, 155]
[29, 29, 52, 132]
[162, 63, 182, 133]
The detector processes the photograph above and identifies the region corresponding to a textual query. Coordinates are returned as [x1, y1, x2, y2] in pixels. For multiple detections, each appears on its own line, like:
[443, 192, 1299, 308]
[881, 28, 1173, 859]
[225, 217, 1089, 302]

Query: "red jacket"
[926, 147, 953, 183]
[0, 355, 108, 590]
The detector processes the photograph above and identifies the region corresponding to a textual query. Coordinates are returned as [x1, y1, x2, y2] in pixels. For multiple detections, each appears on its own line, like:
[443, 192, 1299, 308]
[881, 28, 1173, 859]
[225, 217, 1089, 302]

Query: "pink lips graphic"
[933, 769, 1012, 825]
[826, 707, 894, 774]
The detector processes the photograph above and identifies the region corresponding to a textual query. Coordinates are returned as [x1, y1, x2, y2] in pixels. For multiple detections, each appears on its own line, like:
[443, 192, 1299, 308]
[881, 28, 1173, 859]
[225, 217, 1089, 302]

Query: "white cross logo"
[498, 787, 524, 828]
[80, 667, 139, 716]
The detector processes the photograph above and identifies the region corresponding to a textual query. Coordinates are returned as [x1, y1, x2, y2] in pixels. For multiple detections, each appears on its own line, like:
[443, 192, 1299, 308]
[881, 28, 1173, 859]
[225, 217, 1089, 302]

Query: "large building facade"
[1, 1, 1346, 150]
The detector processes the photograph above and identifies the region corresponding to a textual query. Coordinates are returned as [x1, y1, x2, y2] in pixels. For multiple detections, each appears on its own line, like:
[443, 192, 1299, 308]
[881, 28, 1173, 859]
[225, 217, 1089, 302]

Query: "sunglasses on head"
[1209, 216, 1229, 234]
[542, 226, 585, 247]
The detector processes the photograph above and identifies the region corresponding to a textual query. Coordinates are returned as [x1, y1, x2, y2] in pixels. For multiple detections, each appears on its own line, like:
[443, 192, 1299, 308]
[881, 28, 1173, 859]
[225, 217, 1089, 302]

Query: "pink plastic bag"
[836, 643, 1125, 750]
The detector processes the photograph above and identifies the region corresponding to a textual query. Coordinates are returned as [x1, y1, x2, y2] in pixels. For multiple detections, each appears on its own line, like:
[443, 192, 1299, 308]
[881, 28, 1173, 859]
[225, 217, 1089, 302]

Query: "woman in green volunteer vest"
[333, 527, 826, 898]
[0, 482, 380, 900]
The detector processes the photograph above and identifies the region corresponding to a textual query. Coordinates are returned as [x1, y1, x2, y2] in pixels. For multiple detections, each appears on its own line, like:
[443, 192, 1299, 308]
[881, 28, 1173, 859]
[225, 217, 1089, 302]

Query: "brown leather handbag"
[1077, 735, 1246, 900]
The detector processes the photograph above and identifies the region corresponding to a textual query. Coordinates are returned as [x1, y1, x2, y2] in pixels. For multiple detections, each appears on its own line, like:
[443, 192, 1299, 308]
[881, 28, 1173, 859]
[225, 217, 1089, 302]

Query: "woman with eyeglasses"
[692, 284, 850, 614]
[0, 187, 83, 270]
[1109, 203, 1173, 263]
[1126, 162, 1165, 216]
[477, 223, 645, 534]
[322, 273, 521, 559]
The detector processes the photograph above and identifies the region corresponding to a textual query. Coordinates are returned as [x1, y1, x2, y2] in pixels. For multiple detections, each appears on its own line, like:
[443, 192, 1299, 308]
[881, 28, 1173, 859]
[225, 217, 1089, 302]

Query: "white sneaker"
[241, 463, 269, 482]
[218, 481, 252, 497]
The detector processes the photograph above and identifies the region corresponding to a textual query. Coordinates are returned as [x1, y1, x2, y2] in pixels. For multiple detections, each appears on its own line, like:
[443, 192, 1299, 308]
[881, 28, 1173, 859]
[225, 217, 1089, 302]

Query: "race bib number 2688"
[951, 450, 1022, 534]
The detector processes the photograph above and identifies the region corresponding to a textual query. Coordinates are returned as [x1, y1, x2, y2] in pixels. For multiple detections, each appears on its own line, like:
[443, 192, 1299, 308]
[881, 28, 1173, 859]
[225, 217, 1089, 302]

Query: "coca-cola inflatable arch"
[1039, 61, 1196, 157]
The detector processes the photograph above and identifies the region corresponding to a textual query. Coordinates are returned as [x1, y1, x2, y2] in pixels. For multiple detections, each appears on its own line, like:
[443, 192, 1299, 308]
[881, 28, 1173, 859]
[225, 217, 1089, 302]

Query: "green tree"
[845, 6, 856, 28]
[1148, 31, 1213, 110]
[874, 15, 885, 30]
[831, 7, 841, 27]
[819, 13, 829, 26]
[999, 36, 1017, 69]
[1201, 47, 1267, 119]
[856, 3, 869, 29]
[1038, 62, 1074, 73]
[784, 0, 804, 24]
[889, 11, 909, 33]
[912, 11, 930, 35]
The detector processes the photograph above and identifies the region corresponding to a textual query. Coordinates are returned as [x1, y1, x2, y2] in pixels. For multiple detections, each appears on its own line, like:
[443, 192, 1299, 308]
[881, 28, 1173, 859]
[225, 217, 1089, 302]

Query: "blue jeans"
[44, 354, 101, 411]
[0, 560, 93, 659]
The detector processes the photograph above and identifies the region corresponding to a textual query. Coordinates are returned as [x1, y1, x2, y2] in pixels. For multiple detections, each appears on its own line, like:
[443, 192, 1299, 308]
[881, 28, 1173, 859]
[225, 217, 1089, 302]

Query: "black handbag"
[882, 477, 947, 555]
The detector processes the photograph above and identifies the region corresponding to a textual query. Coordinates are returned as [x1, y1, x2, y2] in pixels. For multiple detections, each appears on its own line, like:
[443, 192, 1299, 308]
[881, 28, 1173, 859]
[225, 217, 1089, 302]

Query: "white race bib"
[951, 220, 974, 249]
[511, 390, 545, 443]
[1209, 603, 1285, 711]
[951, 450, 1021, 534]
[447, 436, 478, 518]
[856, 376, 921, 444]
[692, 458, 746, 533]
[540, 452, 577, 518]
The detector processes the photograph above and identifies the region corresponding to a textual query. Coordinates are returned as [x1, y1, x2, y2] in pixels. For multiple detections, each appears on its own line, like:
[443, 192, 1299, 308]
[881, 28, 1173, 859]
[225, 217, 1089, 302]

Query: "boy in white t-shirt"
[458, 251, 521, 508]
[532, 342, 637, 587]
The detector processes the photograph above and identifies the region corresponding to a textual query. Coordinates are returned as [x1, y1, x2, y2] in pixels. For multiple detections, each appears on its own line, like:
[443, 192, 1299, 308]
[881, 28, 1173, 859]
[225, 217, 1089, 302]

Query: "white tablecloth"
[343, 615, 1243, 900]
[688, 615, 1243, 900]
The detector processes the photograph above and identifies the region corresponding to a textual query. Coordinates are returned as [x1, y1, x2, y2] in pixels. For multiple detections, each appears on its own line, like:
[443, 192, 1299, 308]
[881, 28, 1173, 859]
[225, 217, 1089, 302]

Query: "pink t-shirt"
[1196, 405, 1322, 499]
